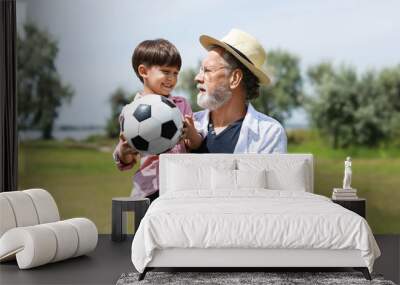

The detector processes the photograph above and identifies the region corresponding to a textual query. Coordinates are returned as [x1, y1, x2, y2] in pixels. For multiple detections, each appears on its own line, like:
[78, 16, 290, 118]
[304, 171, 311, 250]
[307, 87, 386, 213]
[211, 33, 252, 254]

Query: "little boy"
[113, 39, 202, 202]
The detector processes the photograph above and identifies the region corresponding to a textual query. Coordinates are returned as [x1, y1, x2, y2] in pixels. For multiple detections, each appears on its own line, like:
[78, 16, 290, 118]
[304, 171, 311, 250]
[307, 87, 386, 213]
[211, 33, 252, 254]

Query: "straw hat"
[199, 28, 271, 85]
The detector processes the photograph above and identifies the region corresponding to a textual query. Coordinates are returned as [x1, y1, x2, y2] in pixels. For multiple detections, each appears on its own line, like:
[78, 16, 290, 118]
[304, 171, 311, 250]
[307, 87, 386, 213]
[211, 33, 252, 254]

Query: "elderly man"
[188, 29, 287, 153]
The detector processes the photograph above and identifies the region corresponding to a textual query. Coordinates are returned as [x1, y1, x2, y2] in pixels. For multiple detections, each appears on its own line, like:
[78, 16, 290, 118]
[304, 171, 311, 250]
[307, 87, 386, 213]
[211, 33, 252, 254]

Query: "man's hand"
[118, 133, 139, 165]
[182, 115, 203, 150]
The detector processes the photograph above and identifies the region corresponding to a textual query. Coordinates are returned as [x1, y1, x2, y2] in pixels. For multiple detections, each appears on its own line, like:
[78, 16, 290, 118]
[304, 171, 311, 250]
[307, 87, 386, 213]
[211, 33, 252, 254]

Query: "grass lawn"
[18, 140, 137, 234]
[289, 130, 400, 233]
[18, 135, 400, 234]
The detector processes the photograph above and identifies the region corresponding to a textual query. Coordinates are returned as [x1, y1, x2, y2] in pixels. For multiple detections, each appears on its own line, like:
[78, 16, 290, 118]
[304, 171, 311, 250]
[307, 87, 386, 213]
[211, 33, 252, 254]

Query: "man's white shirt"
[193, 103, 287, 154]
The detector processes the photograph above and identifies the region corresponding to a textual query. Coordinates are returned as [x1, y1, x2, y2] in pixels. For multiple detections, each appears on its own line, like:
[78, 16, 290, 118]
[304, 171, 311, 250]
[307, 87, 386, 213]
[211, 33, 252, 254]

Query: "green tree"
[307, 63, 400, 148]
[353, 70, 386, 146]
[106, 88, 135, 138]
[376, 65, 400, 144]
[307, 63, 359, 148]
[306, 62, 335, 85]
[252, 50, 304, 124]
[17, 23, 73, 139]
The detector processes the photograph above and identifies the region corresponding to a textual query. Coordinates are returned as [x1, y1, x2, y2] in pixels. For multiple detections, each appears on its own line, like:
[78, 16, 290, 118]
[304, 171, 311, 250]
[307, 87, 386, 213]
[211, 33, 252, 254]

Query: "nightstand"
[112, 197, 150, 242]
[332, 198, 366, 218]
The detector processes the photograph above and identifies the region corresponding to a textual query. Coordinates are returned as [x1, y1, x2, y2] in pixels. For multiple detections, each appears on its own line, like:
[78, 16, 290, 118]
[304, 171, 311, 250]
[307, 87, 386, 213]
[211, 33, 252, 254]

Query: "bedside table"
[332, 198, 366, 218]
[112, 197, 150, 242]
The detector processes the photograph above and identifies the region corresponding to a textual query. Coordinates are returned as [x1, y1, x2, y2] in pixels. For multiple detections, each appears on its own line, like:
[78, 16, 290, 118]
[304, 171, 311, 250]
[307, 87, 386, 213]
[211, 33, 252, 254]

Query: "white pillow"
[237, 159, 308, 191]
[266, 162, 307, 191]
[211, 168, 236, 190]
[211, 168, 267, 190]
[168, 162, 210, 191]
[167, 160, 236, 192]
[236, 169, 267, 189]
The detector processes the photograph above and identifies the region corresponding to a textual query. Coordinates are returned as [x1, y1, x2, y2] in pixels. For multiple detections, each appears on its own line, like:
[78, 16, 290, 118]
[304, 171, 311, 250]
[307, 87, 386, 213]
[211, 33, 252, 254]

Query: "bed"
[131, 154, 380, 280]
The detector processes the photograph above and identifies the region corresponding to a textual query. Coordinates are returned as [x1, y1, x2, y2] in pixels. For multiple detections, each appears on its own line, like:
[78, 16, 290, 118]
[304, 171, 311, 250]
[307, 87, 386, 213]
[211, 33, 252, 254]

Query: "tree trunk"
[333, 129, 338, 149]
[42, 123, 53, 140]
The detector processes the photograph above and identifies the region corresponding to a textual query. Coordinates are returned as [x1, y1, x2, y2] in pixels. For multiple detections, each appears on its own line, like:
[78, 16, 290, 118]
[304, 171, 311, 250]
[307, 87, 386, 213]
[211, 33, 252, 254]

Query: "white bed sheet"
[131, 190, 380, 273]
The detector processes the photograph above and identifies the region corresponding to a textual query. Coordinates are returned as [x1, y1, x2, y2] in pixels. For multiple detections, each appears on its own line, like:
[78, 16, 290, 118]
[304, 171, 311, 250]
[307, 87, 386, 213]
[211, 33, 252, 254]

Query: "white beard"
[197, 85, 232, 111]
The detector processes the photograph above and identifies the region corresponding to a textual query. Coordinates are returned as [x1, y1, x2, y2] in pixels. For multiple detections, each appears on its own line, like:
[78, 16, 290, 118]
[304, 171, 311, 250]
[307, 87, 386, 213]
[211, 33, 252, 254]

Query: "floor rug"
[116, 271, 396, 285]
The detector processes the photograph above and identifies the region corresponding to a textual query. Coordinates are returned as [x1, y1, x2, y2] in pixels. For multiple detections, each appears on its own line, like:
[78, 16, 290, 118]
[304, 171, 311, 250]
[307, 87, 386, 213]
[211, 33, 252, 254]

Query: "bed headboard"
[159, 154, 314, 195]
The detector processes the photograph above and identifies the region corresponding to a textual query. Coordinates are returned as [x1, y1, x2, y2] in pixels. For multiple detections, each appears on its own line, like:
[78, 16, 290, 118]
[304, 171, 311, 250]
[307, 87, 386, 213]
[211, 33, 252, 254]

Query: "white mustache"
[197, 84, 206, 91]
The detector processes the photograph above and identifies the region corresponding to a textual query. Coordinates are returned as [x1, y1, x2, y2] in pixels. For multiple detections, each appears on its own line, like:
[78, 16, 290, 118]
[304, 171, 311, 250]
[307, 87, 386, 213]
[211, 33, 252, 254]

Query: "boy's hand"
[119, 133, 139, 164]
[182, 115, 203, 150]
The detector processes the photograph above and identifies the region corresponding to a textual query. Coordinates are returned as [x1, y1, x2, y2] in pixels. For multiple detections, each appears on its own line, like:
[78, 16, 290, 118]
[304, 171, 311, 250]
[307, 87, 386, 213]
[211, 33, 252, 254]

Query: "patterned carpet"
[116, 271, 396, 285]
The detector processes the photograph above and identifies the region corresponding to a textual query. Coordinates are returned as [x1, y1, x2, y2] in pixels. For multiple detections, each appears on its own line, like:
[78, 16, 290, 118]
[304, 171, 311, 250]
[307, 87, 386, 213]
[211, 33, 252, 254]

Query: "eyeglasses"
[198, 66, 230, 79]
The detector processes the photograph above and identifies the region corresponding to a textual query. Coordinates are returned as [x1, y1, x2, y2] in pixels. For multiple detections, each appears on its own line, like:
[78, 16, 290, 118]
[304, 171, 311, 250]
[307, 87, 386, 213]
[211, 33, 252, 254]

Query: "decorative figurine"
[343, 157, 352, 190]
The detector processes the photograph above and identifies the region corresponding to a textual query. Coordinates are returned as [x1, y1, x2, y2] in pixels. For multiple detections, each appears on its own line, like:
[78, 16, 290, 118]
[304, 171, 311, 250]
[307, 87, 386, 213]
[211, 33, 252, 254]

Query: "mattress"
[131, 190, 380, 273]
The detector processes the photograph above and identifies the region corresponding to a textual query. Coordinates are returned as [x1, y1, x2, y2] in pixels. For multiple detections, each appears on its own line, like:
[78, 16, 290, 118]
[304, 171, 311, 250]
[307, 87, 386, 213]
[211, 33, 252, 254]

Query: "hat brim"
[199, 35, 271, 85]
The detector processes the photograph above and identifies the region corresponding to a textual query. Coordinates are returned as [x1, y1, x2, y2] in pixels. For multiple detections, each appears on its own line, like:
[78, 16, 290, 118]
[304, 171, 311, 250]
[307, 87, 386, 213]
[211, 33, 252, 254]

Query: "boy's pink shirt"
[113, 93, 193, 198]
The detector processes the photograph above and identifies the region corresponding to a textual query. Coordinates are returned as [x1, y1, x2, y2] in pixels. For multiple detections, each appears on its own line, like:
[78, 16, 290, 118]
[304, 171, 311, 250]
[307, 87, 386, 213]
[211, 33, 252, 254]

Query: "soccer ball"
[121, 94, 183, 155]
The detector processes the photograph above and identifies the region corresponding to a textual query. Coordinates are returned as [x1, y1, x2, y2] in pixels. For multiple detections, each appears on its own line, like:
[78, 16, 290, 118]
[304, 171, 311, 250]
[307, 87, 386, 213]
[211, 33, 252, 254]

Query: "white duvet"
[131, 190, 380, 273]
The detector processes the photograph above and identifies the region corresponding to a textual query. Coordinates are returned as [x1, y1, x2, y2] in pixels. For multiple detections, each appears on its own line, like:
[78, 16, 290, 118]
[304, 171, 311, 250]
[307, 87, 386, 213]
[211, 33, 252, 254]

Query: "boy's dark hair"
[132, 39, 182, 83]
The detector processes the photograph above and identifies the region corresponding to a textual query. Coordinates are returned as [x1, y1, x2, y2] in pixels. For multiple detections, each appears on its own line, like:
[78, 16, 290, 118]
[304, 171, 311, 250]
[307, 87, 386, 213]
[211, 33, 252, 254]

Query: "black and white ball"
[121, 94, 183, 155]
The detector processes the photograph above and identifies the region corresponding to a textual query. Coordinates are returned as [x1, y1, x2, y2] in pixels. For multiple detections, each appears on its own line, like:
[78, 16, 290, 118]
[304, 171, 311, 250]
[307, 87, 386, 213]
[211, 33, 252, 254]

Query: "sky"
[16, 0, 400, 127]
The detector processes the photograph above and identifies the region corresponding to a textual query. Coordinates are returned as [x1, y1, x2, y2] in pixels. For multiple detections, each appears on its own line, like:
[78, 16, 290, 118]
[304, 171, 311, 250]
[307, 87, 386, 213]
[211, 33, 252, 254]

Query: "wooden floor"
[0, 235, 399, 285]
